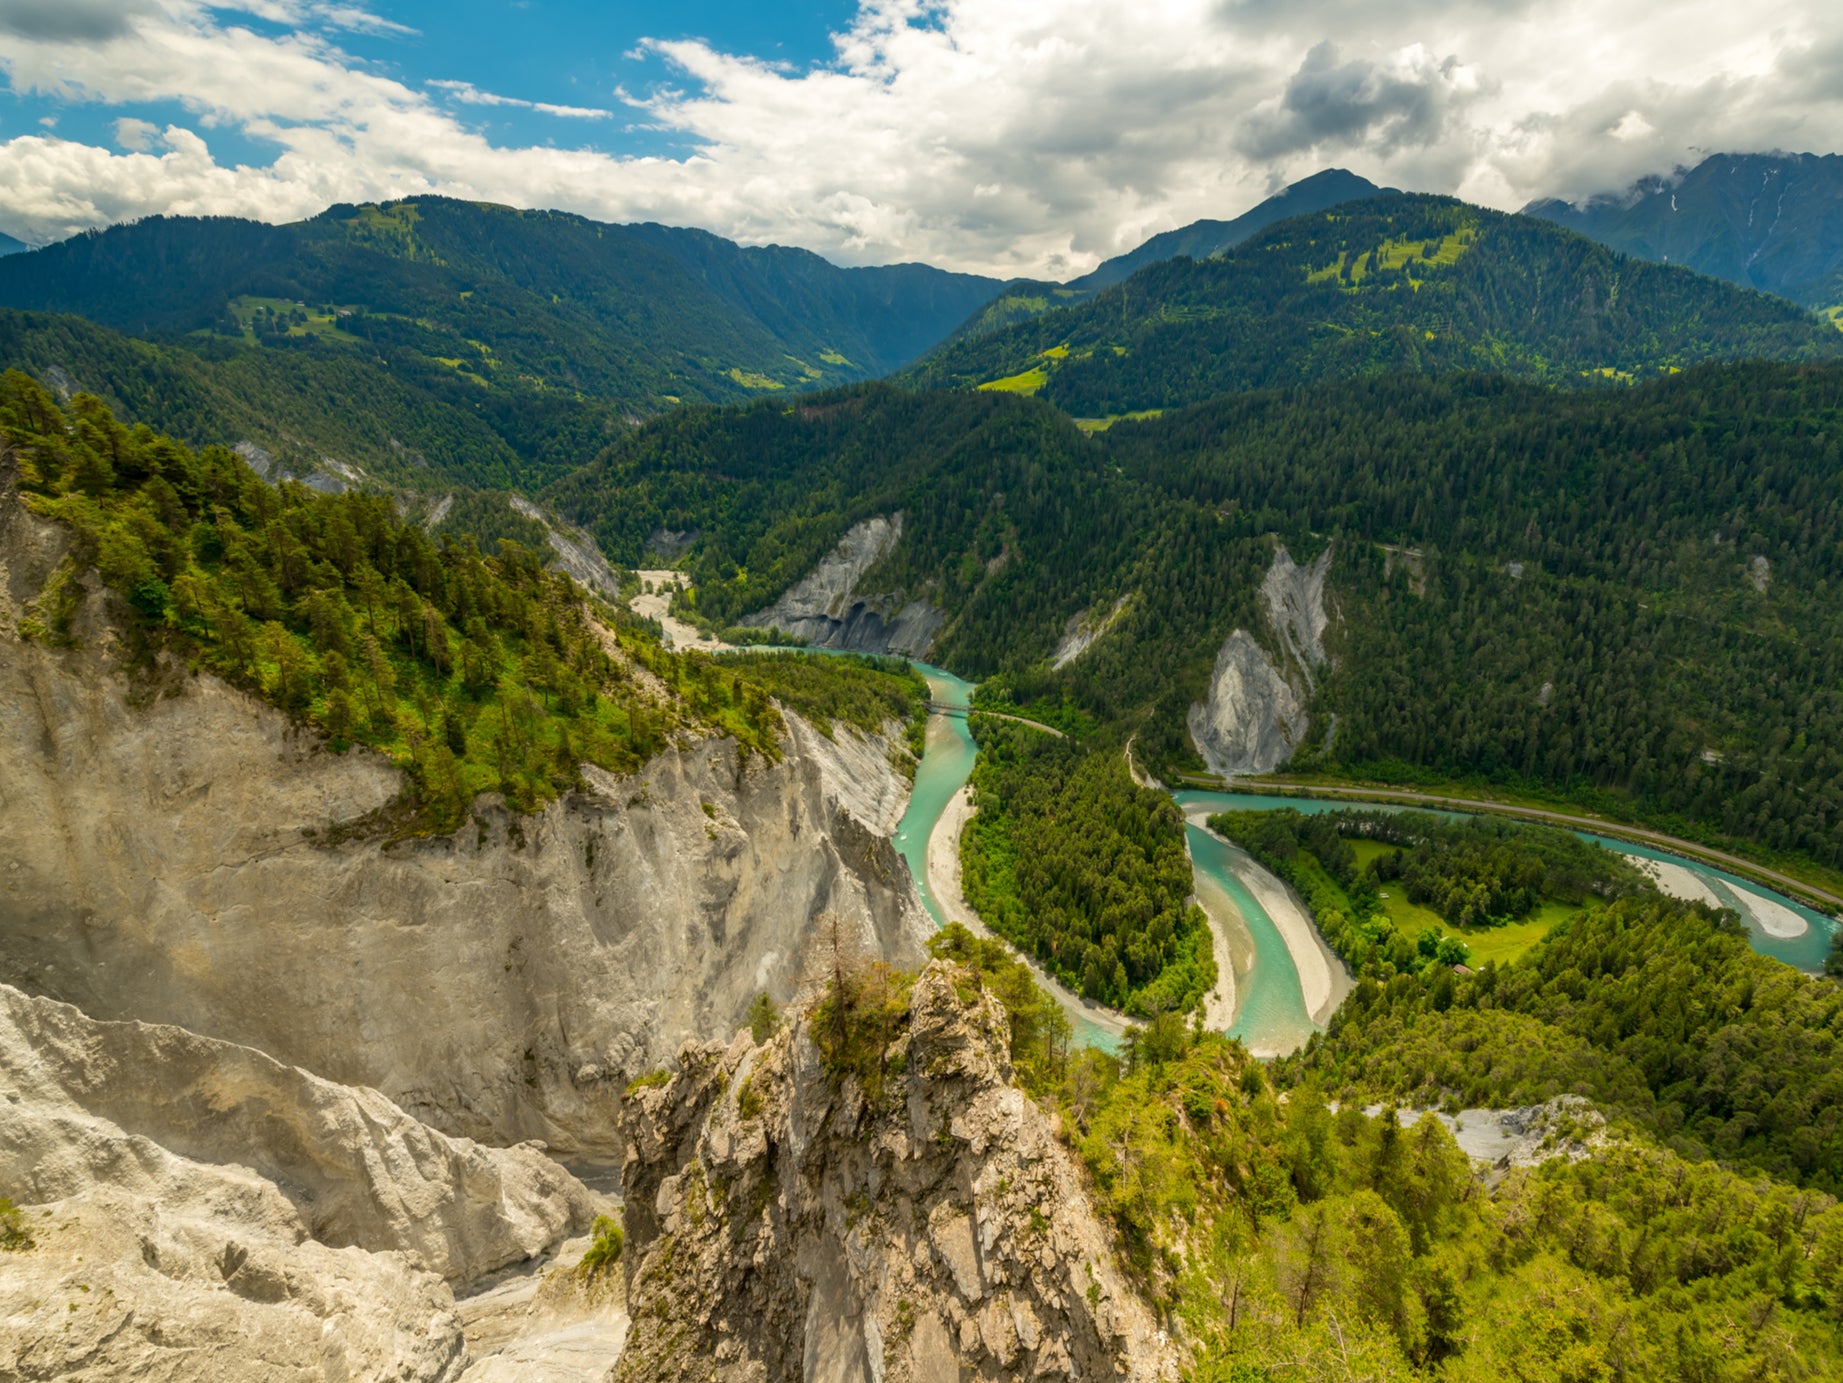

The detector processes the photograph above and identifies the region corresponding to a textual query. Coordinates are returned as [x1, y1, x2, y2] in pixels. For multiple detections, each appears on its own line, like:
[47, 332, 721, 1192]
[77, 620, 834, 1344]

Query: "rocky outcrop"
[0, 486, 931, 1161]
[0, 984, 595, 1281]
[509, 496, 626, 603]
[1050, 594, 1129, 670]
[1189, 543, 1334, 778]
[615, 963, 1178, 1383]
[0, 981, 600, 1383]
[745, 514, 943, 656]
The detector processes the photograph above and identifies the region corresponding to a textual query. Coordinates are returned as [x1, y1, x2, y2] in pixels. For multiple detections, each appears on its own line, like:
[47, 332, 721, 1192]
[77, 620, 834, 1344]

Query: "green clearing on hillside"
[976, 364, 1049, 394]
[1349, 840, 1572, 965]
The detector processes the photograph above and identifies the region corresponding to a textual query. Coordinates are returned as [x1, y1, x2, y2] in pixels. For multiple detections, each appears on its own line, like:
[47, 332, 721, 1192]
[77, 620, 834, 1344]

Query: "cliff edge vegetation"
[1, 371, 925, 834]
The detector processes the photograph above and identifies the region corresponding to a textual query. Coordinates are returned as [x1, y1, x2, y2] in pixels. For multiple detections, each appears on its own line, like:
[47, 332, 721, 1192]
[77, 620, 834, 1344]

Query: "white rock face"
[1260, 545, 1333, 690]
[1189, 543, 1334, 777]
[1050, 594, 1129, 670]
[509, 496, 626, 603]
[0, 982, 598, 1382]
[0, 487, 931, 1162]
[745, 514, 944, 656]
[1187, 631, 1308, 778]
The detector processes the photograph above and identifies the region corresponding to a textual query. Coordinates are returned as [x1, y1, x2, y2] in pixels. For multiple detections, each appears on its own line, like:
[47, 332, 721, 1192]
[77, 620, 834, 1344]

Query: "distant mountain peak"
[1067, 167, 1396, 291]
[1525, 152, 1843, 310]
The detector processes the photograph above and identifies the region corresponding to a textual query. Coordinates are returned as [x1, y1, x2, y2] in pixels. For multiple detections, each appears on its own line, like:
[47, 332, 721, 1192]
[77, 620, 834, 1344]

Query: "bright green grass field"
[1348, 839, 1576, 967]
[977, 365, 1049, 395]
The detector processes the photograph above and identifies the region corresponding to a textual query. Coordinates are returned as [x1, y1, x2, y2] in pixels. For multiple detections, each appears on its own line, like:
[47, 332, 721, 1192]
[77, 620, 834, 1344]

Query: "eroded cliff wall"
[744, 514, 944, 656]
[0, 981, 601, 1382]
[0, 488, 931, 1162]
[1189, 543, 1335, 778]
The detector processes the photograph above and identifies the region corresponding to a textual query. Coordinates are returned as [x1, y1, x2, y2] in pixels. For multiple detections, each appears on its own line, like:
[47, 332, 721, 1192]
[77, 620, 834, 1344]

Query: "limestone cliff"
[0, 479, 932, 1162]
[615, 963, 1178, 1383]
[0, 981, 599, 1382]
[1189, 543, 1335, 778]
[744, 514, 943, 656]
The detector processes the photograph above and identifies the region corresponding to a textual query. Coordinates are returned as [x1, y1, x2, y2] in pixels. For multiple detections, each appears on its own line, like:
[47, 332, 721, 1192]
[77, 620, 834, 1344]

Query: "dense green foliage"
[1209, 808, 1470, 976]
[1208, 807, 1646, 974]
[711, 650, 926, 744]
[547, 365, 1843, 875]
[1293, 897, 1843, 1194]
[1065, 168, 1389, 291]
[0, 199, 998, 407]
[1120, 367, 1843, 870]
[0, 305, 620, 493]
[1, 376, 920, 833]
[904, 196, 1843, 416]
[544, 382, 1271, 770]
[959, 717, 1214, 1014]
[1062, 1025, 1843, 1382]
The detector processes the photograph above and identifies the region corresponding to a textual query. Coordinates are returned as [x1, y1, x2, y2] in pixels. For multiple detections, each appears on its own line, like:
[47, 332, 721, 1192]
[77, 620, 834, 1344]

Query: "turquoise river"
[879, 668, 1839, 1055]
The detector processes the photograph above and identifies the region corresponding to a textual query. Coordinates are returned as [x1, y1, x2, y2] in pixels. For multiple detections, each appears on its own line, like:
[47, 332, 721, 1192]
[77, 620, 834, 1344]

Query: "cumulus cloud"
[0, 0, 1839, 275]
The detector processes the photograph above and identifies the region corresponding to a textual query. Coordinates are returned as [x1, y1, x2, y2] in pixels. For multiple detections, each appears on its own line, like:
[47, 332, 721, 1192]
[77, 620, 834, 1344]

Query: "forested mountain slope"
[0, 197, 1000, 409]
[0, 306, 606, 493]
[903, 195, 1843, 417]
[550, 365, 1843, 874]
[1527, 152, 1843, 313]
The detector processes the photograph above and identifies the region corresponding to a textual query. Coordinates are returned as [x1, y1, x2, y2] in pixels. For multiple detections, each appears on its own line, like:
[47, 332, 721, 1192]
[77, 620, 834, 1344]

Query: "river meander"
[888, 674, 1840, 1058]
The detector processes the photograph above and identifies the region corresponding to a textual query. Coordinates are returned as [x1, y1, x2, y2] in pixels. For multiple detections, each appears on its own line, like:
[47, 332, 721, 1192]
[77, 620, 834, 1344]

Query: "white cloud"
[428, 79, 611, 120]
[0, 0, 1840, 275]
[112, 115, 160, 150]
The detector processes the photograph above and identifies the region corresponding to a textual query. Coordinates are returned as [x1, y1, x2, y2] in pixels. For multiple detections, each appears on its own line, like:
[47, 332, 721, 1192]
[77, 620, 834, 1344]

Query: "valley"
[1, 160, 1841, 1382]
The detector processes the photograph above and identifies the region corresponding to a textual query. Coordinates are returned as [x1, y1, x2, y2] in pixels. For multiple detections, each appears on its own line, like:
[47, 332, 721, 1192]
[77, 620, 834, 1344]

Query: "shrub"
[578, 1214, 623, 1279]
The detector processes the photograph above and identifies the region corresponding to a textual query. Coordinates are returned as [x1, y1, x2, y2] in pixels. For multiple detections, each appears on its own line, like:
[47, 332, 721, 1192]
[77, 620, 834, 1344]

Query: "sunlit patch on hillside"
[726, 368, 785, 390]
[977, 365, 1048, 394]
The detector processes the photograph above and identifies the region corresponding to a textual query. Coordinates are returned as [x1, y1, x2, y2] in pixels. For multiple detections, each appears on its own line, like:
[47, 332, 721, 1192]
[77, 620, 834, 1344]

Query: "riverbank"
[1186, 809, 1352, 1026]
[1187, 864, 1241, 1033]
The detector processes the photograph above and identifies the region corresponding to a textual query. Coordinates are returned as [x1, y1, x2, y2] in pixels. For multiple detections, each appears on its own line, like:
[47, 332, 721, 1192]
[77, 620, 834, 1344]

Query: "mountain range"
[1527, 152, 1843, 315]
[0, 197, 1001, 405]
[902, 193, 1843, 417]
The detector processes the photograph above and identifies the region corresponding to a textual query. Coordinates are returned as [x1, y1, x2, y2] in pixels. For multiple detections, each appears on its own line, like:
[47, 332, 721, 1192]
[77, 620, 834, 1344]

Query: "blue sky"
[0, 0, 1839, 275]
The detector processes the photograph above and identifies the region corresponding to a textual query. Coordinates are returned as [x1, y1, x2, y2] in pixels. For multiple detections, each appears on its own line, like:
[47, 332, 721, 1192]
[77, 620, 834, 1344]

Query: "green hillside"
[1527, 152, 1843, 312]
[0, 372, 923, 835]
[0, 198, 999, 412]
[0, 307, 610, 493]
[902, 195, 1843, 417]
[550, 366, 1843, 878]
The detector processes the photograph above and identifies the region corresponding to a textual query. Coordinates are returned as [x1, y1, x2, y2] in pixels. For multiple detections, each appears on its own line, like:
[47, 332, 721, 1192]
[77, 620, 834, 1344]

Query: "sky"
[1, 0, 1841, 277]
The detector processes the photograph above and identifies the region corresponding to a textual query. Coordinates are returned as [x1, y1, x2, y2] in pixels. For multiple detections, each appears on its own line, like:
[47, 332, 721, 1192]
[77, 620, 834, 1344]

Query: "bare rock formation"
[744, 514, 943, 656]
[0, 474, 931, 1162]
[1189, 543, 1334, 778]
[0, 982, 600, 1382]
[615, 963, 1179, 1383]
